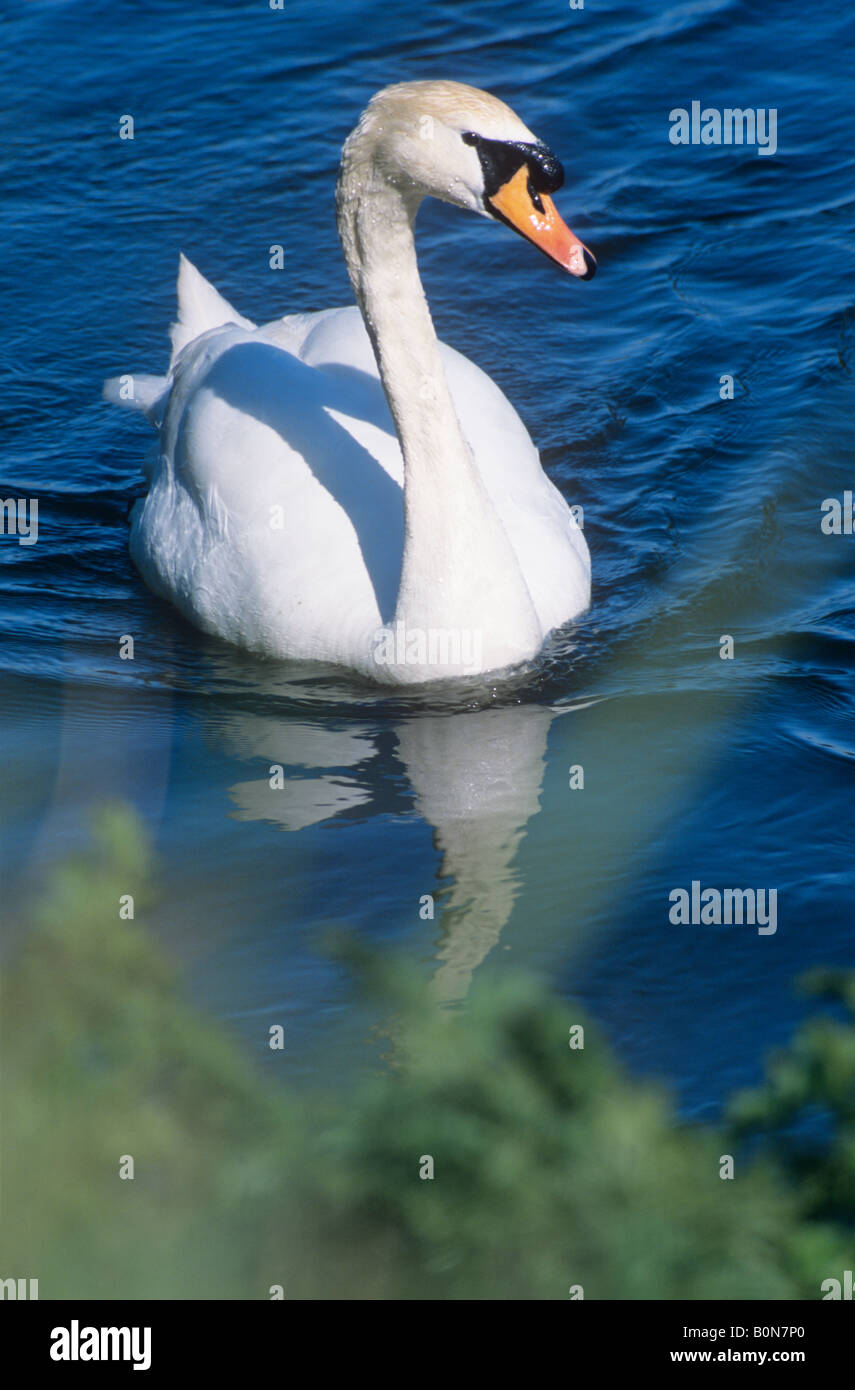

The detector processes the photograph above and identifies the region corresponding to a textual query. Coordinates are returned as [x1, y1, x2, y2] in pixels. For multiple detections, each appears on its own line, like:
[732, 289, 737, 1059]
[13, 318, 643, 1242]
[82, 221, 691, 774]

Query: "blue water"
[2, 0, 853, 1120]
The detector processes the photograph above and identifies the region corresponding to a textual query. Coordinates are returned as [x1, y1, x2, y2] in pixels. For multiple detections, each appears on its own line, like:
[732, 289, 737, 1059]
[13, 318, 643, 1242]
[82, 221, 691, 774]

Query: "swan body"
[107, 81, 595, 684]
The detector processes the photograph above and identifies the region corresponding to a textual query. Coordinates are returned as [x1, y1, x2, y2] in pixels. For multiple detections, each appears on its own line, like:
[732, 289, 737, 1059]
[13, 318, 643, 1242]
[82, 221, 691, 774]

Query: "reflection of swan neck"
[397, 706, 554, 1003]
[430, 822, 524, 1005]
[336, 144, 540, 655]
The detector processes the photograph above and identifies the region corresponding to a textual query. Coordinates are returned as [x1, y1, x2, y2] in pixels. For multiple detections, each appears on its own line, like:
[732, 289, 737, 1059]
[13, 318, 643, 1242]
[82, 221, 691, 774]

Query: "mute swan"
[106, 80, 596, 684]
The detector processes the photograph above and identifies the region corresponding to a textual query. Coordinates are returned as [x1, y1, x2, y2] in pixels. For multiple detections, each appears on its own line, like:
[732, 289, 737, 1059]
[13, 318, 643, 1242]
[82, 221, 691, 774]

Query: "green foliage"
[728, 969, 855, 1227]
[0, 811, 850, 1299]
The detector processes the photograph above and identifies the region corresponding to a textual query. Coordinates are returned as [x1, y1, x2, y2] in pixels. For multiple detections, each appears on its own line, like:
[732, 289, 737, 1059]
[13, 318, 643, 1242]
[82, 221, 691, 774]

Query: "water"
[1, 0, 853, 1120]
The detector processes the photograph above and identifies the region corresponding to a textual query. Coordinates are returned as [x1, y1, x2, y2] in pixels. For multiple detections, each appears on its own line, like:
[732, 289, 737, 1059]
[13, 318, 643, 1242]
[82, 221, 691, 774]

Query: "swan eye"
[460, 132, 564, 207]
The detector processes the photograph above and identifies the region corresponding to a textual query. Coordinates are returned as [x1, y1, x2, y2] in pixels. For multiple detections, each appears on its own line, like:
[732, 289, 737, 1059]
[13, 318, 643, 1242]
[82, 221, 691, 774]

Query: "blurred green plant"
[0, 809, 850, 1299]
[728, 969, 855, 1228]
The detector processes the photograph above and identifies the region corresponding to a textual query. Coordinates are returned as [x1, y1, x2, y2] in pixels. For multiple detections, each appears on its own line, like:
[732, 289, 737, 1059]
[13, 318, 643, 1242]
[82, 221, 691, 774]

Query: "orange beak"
[488, 165, 596, 279]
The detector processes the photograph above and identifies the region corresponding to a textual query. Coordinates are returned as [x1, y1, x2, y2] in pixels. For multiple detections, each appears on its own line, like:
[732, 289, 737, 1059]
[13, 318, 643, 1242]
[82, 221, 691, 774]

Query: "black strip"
[461, 131, 565, 205]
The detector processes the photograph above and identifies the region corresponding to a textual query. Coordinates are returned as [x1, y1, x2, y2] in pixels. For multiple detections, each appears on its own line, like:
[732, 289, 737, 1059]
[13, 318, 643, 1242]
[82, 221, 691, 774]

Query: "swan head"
[340, 80, 596, 279]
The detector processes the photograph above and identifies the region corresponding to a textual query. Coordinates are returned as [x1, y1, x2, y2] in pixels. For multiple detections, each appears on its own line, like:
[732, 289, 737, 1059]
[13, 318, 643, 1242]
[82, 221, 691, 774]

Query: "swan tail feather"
[102, 372, 170, 426]
[169, 253, 255, 363]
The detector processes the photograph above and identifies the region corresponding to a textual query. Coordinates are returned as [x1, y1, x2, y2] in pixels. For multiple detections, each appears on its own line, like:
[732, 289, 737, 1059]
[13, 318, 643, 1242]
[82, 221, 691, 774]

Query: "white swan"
[106, 80, 596, 684]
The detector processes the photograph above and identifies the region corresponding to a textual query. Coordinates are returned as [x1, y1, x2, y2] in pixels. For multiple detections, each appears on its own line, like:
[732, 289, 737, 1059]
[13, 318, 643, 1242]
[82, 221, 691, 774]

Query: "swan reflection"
[217, 677, 559, 1001]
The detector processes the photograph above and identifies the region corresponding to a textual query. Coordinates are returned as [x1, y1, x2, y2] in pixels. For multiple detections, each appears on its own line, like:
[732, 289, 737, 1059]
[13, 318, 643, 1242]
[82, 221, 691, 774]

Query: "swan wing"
[114, 259, 588, 671]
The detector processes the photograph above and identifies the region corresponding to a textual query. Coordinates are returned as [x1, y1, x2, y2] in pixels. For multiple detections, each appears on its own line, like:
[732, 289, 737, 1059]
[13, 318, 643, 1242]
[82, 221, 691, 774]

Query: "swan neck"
[336, 153, 541, 671]
[337, 175, 464, 468]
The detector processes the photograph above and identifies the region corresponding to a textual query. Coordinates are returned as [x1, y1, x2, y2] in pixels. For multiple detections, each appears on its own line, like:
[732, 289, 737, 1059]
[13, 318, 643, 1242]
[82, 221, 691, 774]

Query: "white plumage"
[106, 81, 592, 683]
